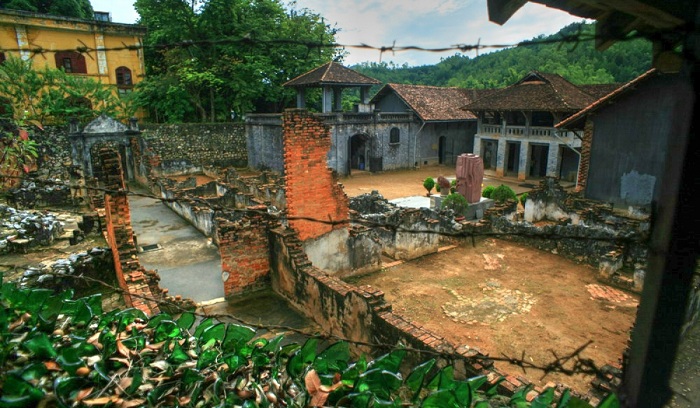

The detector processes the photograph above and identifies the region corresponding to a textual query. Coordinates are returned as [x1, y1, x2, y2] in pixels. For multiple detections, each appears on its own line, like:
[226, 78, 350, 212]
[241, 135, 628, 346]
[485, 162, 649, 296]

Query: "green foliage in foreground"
[0, 275, 619, 407]
[482, 186, 495, 199]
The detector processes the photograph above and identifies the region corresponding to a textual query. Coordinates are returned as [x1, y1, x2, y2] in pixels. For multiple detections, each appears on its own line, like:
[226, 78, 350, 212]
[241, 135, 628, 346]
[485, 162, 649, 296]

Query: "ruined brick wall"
[98, 148, 161, 315]
[576, 119, 594, 192]
[217, 208, 276, 298]
[140, 123, 246, 175]
[283, 109, 349, 241]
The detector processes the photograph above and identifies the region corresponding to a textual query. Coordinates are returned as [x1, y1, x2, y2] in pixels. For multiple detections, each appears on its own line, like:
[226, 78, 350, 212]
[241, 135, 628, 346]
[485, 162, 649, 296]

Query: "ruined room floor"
[347, 238, 638, 393]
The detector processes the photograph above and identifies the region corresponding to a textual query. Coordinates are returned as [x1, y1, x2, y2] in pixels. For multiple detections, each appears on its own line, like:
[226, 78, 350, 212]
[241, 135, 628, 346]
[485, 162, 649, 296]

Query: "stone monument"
[455, 153, 484, 203]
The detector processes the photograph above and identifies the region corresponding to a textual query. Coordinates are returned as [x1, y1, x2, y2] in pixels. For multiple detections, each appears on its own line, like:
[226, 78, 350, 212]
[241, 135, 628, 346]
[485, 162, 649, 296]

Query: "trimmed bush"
[482, 185, 495, 198]
[423, 177, 435, 195]
[492, 184, 517, 203]
[442, 192, 469, 215]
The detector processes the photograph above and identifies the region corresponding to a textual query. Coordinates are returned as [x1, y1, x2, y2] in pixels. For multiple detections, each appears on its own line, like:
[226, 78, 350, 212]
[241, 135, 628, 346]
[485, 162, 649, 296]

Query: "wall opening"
[529, 144, 549, 178]
[506, 141, 521, 176]
[349, 133, 369, 174]
[438, 136, 446, 164]
[481, 139, 497, 169]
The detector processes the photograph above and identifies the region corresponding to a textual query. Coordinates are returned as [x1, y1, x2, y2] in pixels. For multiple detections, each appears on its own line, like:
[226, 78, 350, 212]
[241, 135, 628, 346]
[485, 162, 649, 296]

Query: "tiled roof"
[464, 71, 598, 112]
[556, 69, 658, 129]
[371, 83, 489, 121]
[579, 83, 622, 99]
[283, 62, 381, 87]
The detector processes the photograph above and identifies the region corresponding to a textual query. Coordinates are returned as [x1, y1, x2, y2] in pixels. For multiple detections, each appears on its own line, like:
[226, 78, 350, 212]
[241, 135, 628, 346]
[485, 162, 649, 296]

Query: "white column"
[15, 26, 31, 61]
[546, 142, 561, 177]
[95, 33, 108, 76]
[518, 141, 529, 180]
[322, 86, 333, 113]
[496, 138, 507, 177]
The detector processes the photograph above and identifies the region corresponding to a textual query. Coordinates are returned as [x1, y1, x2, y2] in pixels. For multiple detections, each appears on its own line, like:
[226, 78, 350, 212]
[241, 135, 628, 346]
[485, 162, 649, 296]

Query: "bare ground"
[337, 168, 634, 393]
[348, 239, 637, 393]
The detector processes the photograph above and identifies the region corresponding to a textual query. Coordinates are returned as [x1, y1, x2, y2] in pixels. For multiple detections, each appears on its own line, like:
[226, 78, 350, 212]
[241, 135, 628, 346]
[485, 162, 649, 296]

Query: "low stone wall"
[302, 227, 382, 277]
[486, 178, 649, 292]
[269, 226, 600, 402]
[140, 123, 247, 175]
[349, 191, 460, 260]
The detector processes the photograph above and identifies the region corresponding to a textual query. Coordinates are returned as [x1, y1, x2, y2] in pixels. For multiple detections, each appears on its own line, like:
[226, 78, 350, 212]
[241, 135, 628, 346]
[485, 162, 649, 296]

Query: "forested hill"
[351, 22, 652, 88]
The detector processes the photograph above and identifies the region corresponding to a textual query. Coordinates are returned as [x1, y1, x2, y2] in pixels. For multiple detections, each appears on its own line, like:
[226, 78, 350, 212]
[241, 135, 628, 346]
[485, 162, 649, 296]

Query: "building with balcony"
[248, 63, 487, 175]
[464, 71, 616, 182]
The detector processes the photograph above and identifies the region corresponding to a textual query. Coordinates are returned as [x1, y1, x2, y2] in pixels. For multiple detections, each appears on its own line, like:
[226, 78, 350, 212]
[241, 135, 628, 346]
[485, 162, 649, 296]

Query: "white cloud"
[90, 0, 584, 66]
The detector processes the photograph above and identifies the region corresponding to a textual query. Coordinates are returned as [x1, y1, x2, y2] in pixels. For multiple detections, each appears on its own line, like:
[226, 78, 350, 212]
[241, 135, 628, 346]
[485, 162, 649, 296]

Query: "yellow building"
[0, 8, 146, 98]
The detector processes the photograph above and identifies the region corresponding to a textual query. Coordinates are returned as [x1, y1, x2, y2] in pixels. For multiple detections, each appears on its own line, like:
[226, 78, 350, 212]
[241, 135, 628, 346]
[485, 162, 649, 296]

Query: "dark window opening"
[0, 52, 5, 64]
[55, 52, 87, 74]
[531, 111, 554, 127]
[116, 67, 132, 86]
[389, 127, 400, 144]
[483, 111, 501, 125]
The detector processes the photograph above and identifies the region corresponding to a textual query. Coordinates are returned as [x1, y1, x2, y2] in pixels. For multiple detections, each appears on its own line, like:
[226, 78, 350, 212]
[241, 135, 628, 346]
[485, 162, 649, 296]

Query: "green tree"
[0, 56, 136, 125]
[1, 0, 94, 19]
[134, 0, 340, 122]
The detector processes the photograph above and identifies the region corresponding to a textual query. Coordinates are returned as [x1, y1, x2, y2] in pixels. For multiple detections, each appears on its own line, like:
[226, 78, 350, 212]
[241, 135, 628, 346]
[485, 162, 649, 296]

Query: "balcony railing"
[482, 124, 501, 134]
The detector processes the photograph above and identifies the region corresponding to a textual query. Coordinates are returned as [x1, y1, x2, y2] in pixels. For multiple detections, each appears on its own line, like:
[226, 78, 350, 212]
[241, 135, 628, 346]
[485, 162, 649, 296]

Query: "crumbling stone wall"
[140, 123, 246, 175]
[283, 109, 349, 241]
[349, 191, 460, 260]
[301, 226, 382, 277]
[486, 178, 649, 292]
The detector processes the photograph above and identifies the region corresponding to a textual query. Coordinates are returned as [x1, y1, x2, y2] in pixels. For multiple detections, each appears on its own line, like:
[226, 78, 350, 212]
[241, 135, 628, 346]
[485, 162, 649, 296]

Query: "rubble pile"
[0, 205, 66, 252]
[6, 179, 72, 208]
[19, 247, 113, 291]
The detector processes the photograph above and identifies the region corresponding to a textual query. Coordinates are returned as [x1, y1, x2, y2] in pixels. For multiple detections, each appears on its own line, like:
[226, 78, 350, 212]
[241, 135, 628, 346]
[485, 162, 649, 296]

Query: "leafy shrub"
[492, 184, 517, 203]
[519, 192, 529, 206]
[0, 277, 617, 408]
[423, 177, 435, 195]
[442, 192, 469, 215]
[482, 185, 495, 198]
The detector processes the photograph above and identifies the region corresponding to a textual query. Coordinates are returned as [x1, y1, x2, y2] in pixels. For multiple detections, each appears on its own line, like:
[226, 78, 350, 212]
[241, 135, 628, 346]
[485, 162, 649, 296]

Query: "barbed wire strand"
[6, 270, 610, 383]
[0, 26, 691, 61]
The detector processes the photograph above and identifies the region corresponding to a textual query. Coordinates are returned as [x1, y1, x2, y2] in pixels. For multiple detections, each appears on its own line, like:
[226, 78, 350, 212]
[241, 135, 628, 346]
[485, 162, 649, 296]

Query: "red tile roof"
[464, 71, 599, 112]
[556, 69, 658, 128]
[371, 83, 491, 121]
[283, 62, 381, 87]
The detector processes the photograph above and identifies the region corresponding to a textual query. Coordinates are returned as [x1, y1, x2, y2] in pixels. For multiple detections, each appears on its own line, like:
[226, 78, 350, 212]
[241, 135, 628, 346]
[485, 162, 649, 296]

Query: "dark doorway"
[481, 140, 496, 169]
[559, 147, 579, 182]
[348, 134, 369, 175]
[438, 136, 447, 164]
[506, 142, 520, 176]
[529, 144, 549, 178]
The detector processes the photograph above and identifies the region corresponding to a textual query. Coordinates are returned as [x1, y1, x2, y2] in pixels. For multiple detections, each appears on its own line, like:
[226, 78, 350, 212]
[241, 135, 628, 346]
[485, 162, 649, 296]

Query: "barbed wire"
[1, 174, 650, 245]
[0, 24, 689, 61]
[7, 270, 610, 385]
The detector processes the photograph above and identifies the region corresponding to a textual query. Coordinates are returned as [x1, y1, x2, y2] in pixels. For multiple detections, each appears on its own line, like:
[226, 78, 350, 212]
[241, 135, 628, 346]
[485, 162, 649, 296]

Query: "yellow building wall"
[0, 9, 146, 115]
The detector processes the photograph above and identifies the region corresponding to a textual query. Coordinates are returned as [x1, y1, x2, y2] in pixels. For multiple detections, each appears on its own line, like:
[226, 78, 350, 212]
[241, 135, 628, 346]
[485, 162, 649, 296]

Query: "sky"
[91, 0, 584, 66]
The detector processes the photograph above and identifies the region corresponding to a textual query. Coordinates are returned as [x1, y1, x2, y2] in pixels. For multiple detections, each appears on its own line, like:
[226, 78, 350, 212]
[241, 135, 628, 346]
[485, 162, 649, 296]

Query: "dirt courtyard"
[347, 239, 638, 394]
[336, 166, 625, 392]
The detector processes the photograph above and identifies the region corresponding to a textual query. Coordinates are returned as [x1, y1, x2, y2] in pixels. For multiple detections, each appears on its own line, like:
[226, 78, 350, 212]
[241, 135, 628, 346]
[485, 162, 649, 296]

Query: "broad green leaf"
[168, 341, 190, 364]
[597, 393, 620, 408]
[368, 349, 406, 373]
[0, 375, 44, 407]
[314, 341, 350, 374]
[355, 369, 403, 400]
[177, 311, 196, 331]
[200, 323, 226, 344]
[193, 318, 215, 339]
[263, 334, 284, 353]
[222, 323, 256, 352]
[453, 381, 472, 407]
[54, 376, 87, 407]
[26, 289, 52, 314]
[147, 313, 172, 328]
[532, 387, 555, 408]
[56, 347, 85, 375]
[153, 320, 181, 342]
[422, 389, 459, 408]
[346, 391, 375, 408]
[197, 349, 219, 370]
[287, 338, 318, 378]
[342, 355, 368, 386]
[405, 359, 436, 399]
[18, 363, 48, 382]
[182, 368, 204, 386]
[426, 365, 454, 391]
[23, 333, 57, 359]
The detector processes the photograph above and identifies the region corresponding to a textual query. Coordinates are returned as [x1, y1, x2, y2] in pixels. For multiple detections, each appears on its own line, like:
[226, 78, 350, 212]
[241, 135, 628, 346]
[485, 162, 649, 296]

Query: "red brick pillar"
[283, 109, 349, 241]
[218, 206, 272, 297]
